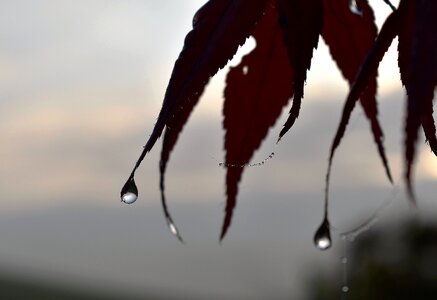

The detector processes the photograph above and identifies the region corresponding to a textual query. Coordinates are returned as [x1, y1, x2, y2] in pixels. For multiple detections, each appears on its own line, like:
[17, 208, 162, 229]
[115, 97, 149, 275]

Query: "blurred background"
[1, 0, 437, 299]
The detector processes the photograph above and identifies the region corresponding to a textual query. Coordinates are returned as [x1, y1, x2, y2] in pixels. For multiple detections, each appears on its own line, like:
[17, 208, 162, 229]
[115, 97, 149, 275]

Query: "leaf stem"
[382, 0, 396, 11]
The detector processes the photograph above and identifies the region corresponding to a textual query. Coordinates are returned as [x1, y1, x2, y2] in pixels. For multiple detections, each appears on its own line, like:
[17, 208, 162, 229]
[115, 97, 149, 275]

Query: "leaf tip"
[219, 223, 230, 242]
[405, 177, 418, 208]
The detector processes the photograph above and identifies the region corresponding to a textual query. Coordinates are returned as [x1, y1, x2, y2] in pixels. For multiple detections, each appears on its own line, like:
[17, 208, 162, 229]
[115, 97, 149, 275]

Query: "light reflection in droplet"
[169, 222, 178, 236]
[315, 237, 331, 250]
[121, 192, 137, 204]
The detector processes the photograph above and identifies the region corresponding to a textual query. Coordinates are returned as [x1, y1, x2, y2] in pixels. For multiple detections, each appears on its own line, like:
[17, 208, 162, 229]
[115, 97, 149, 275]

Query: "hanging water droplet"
[120, 178, 138, 204]
[342, 285, 350, 293]
[169, 222, 178, 236]
[349, 0, 363, 16]
[166, 217, 184, 243]
[314, 219, 332, 250]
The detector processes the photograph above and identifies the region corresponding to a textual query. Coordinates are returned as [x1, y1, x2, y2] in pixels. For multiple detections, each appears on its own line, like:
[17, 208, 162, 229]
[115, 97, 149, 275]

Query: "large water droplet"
[121, 178, 138, 204]
[349, 0, 363, 16]
[314, 219, 332, 250]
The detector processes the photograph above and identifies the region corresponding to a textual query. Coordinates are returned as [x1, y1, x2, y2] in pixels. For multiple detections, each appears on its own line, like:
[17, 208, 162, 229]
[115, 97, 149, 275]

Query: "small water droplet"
[166, 217, 184, 243]
[242, 66, 249, 75]
[342, 285, 349, 293]
[349, 0, 363, 16]
[121, 178, 138, 204]
[169, 222, 178, 236]
[314, 219, 332, 250]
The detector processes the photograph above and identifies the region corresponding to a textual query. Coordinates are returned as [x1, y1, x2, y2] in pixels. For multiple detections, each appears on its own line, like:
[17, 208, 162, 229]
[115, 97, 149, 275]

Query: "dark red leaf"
[397, 0, 414, 89]
[221, 2, 294, 240]
[422, 106, 437, 156]
[125, 0, 269, 178]
[322, 0, 392, 183]
[398, 0, 437, 200]
[277, 0, 323, 140]
[124, 0, 270, 239]
[323, 0, 377, 82]
[324, 7, 400, 208]
[156, 0, 269, 161]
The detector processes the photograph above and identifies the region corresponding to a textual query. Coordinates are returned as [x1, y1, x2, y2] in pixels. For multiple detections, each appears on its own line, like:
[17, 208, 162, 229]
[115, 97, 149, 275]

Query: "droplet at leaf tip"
[166, 218, 185, 244]
[121, 178, 138, 205]
[314, 218, 332, 250]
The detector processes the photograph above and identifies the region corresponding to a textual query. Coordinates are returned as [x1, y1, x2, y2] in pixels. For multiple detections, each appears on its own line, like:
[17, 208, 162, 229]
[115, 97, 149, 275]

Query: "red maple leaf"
[122, 0, 437, 242]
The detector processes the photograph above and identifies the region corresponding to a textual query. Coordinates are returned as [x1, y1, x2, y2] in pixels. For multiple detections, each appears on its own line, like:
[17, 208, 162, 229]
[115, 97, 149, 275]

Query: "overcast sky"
[1, 0, 436, 299]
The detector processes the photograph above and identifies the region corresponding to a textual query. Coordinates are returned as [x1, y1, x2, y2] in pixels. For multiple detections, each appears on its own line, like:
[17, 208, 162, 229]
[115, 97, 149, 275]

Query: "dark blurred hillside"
[0, 273, 179, 300]
[307, 220, 437, 300]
